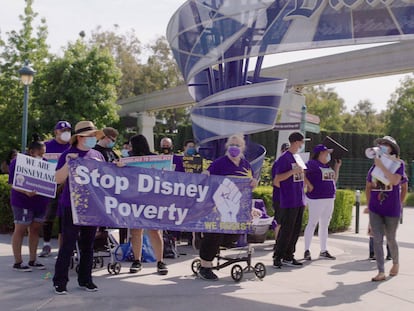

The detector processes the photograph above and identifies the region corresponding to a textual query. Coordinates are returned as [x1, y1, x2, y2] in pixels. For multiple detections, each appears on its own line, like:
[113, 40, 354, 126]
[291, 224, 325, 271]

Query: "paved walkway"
[1, 206, 413, 311]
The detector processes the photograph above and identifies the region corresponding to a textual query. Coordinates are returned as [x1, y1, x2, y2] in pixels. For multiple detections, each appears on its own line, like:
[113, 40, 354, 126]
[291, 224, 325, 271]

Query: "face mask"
[83, 137, 97, 149]
[121, 149, 130, 157]
[298, 144, 305, 153]
[162, 147, 172, 154]
[186, 148, 196, 156]
[228, 145, 241, 158]
[107, 141, 115, 149]
[379, 145, 389, 154]
[326, 153, 331, 163]
[60, 131, 71, 143]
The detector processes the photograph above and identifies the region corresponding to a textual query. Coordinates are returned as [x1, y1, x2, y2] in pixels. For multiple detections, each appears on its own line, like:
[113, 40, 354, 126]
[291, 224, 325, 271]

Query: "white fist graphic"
[213, 178, 242, 223]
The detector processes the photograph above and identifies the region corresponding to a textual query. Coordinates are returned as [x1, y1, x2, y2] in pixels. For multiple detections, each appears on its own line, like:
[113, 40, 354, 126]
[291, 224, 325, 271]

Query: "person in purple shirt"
[272, 132, 306, 269]
[303, 144, 342, 261]
[366, 136, 404, 282]
[39, 120, 71, 258]
[9, 136, 50, 272]
[53, 121, 105, 295]
[271, 142, 290, 248]
[198, 134, 258, 281]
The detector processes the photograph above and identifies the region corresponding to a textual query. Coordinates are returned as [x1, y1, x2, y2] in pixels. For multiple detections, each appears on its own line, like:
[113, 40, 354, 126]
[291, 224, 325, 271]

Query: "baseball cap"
[54, 121, 71, 130]
[313, 144, 333, 154]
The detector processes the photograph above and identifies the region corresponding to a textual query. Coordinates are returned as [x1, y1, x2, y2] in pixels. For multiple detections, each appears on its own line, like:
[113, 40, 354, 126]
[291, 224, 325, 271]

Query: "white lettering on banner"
[74, 166, 129, 194]
[104, 196, 189, 225]
[137, 174, 209, 203]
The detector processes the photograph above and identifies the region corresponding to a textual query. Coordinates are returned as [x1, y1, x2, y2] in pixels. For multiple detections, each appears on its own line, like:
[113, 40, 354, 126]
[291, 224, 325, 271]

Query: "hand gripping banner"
[166, 0, 414, 177]
[69, 158, 253, 234]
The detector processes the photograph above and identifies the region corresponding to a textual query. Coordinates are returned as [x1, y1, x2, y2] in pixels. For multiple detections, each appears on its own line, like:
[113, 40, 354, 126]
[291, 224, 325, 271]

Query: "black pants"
[53, 206, 96, 287]
[199, 233, 239, 261]
[43, 197, 59, 242]
[273, 206, 304, 261]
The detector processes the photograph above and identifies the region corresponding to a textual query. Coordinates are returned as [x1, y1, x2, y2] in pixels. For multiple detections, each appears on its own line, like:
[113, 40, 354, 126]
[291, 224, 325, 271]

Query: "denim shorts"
[12, 205, 47, 225]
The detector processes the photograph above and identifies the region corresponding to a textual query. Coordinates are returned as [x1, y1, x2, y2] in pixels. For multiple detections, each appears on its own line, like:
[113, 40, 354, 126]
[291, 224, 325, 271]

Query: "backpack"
[163, 231, 179, 259]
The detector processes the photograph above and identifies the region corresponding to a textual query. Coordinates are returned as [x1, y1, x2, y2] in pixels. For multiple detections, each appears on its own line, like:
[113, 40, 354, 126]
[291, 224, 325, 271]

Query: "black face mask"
[162, 147, 172, 154]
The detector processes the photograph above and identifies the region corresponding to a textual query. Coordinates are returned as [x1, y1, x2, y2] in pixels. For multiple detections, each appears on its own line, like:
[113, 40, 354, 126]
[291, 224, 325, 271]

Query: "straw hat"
[70, 121, 104, 144]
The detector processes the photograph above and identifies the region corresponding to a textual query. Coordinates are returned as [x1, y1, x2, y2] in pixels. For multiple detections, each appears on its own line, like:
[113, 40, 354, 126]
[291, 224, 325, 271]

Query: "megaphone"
[365, 147, 382, 159]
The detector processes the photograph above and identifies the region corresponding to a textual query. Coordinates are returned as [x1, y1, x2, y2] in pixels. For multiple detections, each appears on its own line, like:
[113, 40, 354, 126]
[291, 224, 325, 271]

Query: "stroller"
[191, 199, 273, 282]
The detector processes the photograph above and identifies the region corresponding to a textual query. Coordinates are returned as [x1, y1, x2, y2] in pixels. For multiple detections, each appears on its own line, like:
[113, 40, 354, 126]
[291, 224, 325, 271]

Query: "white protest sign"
[13, 153, 57, 198]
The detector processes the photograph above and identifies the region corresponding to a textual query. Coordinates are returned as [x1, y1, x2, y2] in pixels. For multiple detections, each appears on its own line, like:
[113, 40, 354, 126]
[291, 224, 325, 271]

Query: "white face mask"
[60, 131, 71, 143]
[326, 153, 331, 163]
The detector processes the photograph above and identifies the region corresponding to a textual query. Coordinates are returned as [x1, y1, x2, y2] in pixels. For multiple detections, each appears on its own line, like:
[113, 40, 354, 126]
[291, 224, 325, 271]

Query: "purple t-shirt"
[274, 151, 305, 209]
[208, 155, 253, 178]
[367, 162, 405, 217]
[305, 159, 336, 199]
[8, 158, 50, 209]
[271, 159, 280, 203]
[44, 139, 70, 163]
[57, 147, 105, 213]
[173, 154, 184, 172]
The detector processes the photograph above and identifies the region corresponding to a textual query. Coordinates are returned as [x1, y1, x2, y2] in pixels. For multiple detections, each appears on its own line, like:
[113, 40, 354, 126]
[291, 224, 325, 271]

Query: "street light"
[18, 60, 36, 152]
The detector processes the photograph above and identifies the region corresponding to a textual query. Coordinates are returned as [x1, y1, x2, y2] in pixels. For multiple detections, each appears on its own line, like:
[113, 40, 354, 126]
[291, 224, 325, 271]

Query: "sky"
[0, 0, 411, 112]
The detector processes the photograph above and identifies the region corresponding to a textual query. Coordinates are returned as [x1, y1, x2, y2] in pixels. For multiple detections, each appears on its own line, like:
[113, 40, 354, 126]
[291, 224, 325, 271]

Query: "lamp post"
[18, 60, 36, 152]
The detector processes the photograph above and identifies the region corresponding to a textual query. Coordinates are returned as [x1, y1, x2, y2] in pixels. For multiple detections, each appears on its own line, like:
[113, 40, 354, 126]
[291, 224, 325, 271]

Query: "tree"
[303, 85, 346, 131]
[33, 40, 121, 131]
[343, 99, 384, 133]
[384, 76, 414, 160]
[0, 0, 50, 157]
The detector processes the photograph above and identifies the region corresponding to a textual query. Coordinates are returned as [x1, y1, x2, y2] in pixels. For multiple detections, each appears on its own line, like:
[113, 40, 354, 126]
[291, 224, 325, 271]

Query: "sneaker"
[198, 267, 218, 281]
[273, 258, 282, 269]
[129, 260, 142, 273]
[13, 262, 32, 272]
[282, 258, 303, 267]
[304, 250, 312, 261]
[78, 281, 98, 292]
[319, 251, 336, 260]
[28, 260, 46, 270]
[39, 245, 51, 257]
[157, 261, 168, 275]
[385, 255, 392, 261]
[54, 284, 67, 295]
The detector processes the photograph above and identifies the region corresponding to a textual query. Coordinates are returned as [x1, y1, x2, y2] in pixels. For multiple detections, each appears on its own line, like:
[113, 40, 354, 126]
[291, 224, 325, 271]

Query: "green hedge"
[0, 174, 13, 233]
[253, 186, 355, 233]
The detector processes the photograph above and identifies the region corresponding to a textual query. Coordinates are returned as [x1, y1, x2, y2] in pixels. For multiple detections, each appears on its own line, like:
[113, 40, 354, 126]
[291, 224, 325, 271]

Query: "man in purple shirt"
[39, 121, 71, 257]
[272, 132, 306, 268]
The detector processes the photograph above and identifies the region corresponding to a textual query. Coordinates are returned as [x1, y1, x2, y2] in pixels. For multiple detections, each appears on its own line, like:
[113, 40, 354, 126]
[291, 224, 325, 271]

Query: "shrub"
[405, 192, 414, 207]
[0, 174, 13, 233]
[252, 186, 354, 234]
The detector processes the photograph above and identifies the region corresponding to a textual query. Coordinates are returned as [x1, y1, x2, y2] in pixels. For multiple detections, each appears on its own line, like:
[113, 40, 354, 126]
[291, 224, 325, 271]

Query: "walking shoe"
[54, 284, 67, 295]
[39, 245, 51, 257]
[319, 251, 336, 260]
[273, 258, 282, 269]
[157, 261, 168, 275]
[385, 255, 392, 261]
[13, 262, 32, 272]
[78, 281, 98, 292]
[28, 260, 46, 270]
[282, 258, 303, 267]
[129, 260, 142, 273]
[198, 267, 218, 281]
[304, 250, 312, 261]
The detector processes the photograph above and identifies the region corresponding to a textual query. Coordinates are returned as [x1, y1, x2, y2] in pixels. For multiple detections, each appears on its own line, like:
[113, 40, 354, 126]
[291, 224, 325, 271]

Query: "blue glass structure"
[167, 0, 414, 177]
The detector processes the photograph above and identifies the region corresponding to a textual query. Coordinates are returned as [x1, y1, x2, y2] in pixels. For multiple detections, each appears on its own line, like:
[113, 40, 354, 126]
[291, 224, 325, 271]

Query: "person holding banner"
[303, 144, 342, 261]
[128, 134, 169, 275]
[9, 136, 49, 272]
[198, 133, 258, 281]
[39, 120, 72, 258]
[365, 136, 404, 282]
[53, 121, 105, 294]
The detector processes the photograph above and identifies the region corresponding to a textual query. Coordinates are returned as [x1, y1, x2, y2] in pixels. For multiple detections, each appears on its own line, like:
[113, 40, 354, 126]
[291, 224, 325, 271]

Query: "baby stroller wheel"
[231, 264, 243, 282]
[113, 262, 121, 275]
[92, 260, 97, 269]
[107, 263, 113, 274]
[254, 262, 266, 279]
[191, 259, 201, 274]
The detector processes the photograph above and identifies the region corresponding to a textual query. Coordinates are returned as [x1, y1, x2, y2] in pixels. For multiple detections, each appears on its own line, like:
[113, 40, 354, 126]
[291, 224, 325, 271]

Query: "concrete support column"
[276, 89, 306, 158]
[137, 111, 156, 151]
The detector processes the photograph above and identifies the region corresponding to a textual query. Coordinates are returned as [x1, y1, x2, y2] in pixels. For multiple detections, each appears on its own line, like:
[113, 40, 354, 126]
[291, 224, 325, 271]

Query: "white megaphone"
[365, 147, 382, 159]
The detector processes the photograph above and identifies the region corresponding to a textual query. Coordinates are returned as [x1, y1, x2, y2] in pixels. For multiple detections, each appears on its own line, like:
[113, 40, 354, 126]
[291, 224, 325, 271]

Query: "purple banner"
[68, 158, 253, 234]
